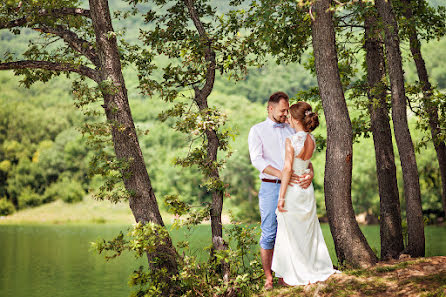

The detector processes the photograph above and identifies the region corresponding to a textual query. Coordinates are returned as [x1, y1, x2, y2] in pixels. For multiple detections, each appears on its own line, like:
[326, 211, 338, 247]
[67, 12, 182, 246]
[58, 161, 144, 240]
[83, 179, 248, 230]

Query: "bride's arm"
[277, 138, 294, 212]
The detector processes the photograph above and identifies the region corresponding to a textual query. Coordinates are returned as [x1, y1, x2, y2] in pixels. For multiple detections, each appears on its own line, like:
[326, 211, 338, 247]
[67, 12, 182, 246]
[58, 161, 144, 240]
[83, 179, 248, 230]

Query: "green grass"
[0, 196, 174, 225]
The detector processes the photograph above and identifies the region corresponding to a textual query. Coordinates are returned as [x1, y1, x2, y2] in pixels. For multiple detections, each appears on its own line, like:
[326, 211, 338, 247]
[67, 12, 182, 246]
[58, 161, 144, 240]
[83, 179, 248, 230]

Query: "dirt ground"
[258, 256, 446, 297]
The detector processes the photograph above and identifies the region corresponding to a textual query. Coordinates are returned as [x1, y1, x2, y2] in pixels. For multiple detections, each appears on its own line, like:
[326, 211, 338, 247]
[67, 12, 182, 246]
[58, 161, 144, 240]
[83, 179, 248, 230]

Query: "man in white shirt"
[248, 91, 314, 289]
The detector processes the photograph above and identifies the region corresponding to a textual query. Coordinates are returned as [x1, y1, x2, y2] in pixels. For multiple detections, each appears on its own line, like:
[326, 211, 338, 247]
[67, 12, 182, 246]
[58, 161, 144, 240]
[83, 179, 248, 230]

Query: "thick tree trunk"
[402, 0, 446, 218]
[89, 0, 178, 275]
[375, 0, 425, 257]
[311, 0, 378, 268]
[364, 8, 404, 259]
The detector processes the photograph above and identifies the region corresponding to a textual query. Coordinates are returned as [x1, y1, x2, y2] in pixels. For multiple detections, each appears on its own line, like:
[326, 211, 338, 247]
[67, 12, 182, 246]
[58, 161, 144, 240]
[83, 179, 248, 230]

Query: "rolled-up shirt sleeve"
[248, 127, 269, 173]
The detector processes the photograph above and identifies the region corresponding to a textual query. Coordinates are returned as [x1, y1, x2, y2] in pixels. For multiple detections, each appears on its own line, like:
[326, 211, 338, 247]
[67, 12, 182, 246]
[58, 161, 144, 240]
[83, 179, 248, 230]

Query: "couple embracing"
[248, 91, 337, 289]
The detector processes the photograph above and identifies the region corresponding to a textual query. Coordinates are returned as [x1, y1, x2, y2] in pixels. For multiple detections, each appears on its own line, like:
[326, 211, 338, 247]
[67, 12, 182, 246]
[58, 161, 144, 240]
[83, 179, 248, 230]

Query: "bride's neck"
[293, 121, 306, 132]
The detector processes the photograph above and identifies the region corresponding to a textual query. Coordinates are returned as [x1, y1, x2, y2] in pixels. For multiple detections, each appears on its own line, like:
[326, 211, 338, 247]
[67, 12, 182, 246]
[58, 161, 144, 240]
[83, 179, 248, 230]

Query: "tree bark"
[401, 0, 446, 218]
[89, 0, 178, 275]
[311, 0, 378, 268]
[375, 0, 425, 257]
[364, 8, 404, 259]
[0, 0, 179, 287]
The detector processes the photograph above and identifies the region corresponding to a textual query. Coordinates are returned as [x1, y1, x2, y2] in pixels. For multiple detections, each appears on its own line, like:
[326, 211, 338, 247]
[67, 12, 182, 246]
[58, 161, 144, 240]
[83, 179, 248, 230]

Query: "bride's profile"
[272, 101, 338, 286]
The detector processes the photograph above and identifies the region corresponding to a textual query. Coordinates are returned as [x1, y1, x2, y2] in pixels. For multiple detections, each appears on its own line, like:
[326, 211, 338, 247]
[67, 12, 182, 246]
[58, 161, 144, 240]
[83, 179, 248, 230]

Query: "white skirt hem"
[272, 269, 340, 286]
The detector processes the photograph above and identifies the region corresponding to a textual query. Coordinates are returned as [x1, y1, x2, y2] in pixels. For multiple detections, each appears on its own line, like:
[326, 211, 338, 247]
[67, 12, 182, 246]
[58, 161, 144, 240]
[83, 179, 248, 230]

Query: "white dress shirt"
[248, 117, 295, 180]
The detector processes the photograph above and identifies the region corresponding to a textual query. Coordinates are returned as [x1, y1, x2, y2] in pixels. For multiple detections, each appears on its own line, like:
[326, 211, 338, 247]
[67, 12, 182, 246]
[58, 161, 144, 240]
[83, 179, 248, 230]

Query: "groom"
[248, 91, 314, 289]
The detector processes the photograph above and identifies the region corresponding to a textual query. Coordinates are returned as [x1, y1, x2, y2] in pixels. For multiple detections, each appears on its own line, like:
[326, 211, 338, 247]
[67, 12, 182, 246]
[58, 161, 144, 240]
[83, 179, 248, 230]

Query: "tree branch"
[0, 7, 90, 29]
[37, 25, 99, 66]
[183, 0, 216, 104]
[338, 24, 365, 29]
[0, 60, 99, 81]
[40, 7, 90, 18]
[184, 0, 208, 41]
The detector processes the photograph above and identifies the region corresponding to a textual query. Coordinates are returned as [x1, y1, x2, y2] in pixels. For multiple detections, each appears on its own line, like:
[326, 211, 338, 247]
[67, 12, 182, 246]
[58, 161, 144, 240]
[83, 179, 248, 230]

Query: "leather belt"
[261, 179, 281, 184]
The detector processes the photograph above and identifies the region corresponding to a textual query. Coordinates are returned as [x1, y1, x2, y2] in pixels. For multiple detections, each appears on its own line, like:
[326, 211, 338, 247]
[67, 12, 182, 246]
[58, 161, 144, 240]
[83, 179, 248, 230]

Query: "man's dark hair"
[268, 91, 289, 105]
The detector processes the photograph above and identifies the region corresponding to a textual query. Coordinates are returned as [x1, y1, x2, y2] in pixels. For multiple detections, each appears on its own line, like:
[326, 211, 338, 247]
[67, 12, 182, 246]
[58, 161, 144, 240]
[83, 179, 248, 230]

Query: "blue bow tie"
[273, 123, 284, 128]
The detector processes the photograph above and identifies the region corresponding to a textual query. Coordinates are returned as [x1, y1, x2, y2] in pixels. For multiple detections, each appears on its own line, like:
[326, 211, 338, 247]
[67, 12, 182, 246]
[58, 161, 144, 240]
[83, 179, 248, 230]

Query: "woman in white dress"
[272, 102, 338, 286]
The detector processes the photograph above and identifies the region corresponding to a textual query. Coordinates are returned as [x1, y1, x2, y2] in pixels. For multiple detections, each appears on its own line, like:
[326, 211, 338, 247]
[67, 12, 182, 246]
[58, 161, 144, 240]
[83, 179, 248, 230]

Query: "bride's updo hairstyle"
[289, 102, 319, 132]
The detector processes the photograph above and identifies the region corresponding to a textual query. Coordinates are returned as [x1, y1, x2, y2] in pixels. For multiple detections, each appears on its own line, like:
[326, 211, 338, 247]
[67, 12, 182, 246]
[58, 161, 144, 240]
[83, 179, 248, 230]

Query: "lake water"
[0, 224, 445, 297]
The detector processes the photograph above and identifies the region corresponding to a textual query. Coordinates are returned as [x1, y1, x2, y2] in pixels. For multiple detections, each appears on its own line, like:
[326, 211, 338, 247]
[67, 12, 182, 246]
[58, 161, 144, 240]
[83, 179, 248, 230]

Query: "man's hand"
[297, 172, 313, 189]
[288, 170, 314, 188]
[287, 171, 300, 186]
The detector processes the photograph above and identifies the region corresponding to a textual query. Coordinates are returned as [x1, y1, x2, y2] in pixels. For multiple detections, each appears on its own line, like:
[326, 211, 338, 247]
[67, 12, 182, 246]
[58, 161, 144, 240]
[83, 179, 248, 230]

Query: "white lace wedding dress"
[271, 131, 337, 285]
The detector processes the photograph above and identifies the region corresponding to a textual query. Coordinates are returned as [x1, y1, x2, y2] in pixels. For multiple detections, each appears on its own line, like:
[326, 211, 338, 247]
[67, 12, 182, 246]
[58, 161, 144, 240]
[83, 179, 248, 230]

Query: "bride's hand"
[277, 199, 287, 212]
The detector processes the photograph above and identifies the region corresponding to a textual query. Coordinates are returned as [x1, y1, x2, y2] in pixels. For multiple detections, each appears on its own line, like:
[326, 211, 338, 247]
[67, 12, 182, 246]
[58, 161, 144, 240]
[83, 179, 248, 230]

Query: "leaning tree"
[0, 0, 178, 278]
[311, 0, 378, 267]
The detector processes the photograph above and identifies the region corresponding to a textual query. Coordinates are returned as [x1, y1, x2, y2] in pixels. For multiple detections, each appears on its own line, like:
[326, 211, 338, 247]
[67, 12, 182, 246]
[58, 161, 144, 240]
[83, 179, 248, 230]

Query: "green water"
[0, 224, 444, 297]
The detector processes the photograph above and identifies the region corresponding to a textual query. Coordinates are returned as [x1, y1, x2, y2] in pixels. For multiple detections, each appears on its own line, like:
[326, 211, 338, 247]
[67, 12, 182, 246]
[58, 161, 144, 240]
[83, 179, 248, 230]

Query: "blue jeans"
[258, 181, 281, 250]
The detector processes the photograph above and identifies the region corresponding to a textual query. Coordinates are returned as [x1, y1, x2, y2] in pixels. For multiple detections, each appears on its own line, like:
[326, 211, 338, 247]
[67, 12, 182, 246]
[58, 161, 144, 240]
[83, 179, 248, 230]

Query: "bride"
[272, 101, 338, 286]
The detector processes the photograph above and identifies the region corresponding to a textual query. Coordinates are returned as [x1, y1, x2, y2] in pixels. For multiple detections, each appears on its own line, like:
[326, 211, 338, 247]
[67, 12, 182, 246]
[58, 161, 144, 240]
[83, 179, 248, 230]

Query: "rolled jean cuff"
[259, 238, 275, 250]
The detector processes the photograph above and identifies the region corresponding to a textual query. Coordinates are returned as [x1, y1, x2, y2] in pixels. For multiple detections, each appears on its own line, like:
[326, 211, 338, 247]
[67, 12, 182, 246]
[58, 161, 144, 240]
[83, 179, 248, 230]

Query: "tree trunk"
[195, 94, 228, 277]
[194, 91, 226, 250]
[402, 0, 446, 218]
[311, 0, 378, 268]
[375, 0, 425, 257]
[193, 70, 229, 283]
[193, 62, 229, 281]
[89, 0, 178, 275]
[364, 8, 404, 259]
[184, 0, 229, 280]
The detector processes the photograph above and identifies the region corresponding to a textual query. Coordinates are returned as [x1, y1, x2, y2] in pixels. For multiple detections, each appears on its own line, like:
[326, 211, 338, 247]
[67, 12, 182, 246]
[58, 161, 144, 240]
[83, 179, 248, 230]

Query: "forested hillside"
[0, 0, 445, 223]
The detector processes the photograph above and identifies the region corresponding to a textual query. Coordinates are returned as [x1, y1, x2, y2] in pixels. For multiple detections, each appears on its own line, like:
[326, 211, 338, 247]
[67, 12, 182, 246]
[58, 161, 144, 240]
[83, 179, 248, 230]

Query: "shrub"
[7, 157, 46, 205]
[17, 187, 44, 209]
[93, 216, 264, 297]
[45, 178, 85, 203]
[42, 182, 60, 203]
[0, 198, 15, 216]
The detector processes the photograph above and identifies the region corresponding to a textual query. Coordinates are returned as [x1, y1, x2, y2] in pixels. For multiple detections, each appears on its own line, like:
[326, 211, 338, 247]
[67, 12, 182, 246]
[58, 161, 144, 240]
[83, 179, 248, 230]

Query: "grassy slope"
[0, 196, 175, 225]
[258, 257, 446, 297]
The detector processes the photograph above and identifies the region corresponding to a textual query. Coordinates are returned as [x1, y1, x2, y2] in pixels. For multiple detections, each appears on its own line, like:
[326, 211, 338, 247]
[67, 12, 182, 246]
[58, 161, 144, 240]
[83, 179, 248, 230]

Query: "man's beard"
[273, 115, 286, 123]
